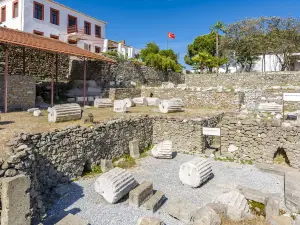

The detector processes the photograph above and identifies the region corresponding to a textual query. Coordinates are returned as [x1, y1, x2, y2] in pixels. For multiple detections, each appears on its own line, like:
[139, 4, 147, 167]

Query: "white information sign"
[203, 127, 221, 136]
[283, 93, 300, 102]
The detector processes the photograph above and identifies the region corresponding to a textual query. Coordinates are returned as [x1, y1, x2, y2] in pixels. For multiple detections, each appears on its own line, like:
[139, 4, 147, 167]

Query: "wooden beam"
[4, 46, 9, 113]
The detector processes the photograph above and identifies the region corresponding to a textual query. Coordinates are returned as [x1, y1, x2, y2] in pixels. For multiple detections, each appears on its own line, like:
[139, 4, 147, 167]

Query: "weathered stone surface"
[129, 181, 153, 207]
[214, 191, 251, 221]
[27, 108, 39, 113]
[94, 167, 138, 203]
[237, 185, 280, 203]
[101, 159, 114, 173]
[55, 214, 89, 225]
[1, 175, 31, 225]
[151, 140, 173, 159]
[165, 198, 199, 224]
[48, 103, 82, 123]
[146, 98, 161, 106]
[113, 100, 128, 113]
[142, 190, 165, 213]
[179, 158, 213, 188]
[33, 110, 42, 117]
[133, 97, 148, 106]
[137, 217, 164, 225]
[124, 98, 135, 107]
[94, 98, 112, 108]
[257, 102, 283, 113]
[265, 198, 279, 221]
[206, 203, 227, 215]
[129, 139, 140, 159]
[284, 171, 300, 212]
[228, 144, 238, 153]
[268, 215, 293, 225]
[192, 206, 221, 225]
[159, 99, 184, 113]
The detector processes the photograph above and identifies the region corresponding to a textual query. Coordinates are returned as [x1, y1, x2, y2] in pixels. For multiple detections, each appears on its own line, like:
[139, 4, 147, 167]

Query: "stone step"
[129, 181, 153, 207]
[141, 190, 165, 213]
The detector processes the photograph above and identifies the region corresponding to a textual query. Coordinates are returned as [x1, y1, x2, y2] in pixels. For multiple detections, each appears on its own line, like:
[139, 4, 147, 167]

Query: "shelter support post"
[4, 46, 9, 113]
[22, 47, 26, 76]
[55, 54, 58, 99]
[83, 58, 87, 106]
[51, 54, 55, 107]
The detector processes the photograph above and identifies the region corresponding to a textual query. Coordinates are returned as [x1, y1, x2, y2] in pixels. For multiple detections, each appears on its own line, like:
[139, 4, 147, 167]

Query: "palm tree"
[211, 21, 226, 74]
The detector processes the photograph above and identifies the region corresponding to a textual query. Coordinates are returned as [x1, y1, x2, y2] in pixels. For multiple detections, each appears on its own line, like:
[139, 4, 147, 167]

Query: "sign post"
[202, 127, 221, 155]
[282, 93, 300, 121]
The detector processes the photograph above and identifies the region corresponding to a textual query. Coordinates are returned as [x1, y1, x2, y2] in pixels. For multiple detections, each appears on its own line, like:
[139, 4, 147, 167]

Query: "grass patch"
[140, 144, 154, 158]
[215, 157, 235, 162]
[248, 200, 265, 216]
[240, 159, 254, 165]
[113, 154, 136, 169]
[279, 209, 286, 215]
[82, 165, 102, 177]
[221, 215, 267, 225]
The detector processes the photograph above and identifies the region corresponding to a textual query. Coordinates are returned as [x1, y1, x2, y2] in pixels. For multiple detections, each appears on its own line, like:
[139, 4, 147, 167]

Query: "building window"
[95, 25, 101, 38]
[84, 21, 91, 35]
[33, 2, 44, 20]
[84, 43, 91, 51]
[95, 46, 101, 53]
[1, 6, 6, 22]
[68, 15, 77, 33]
[50, 8, 59, 25]
[50, 34, 59, 40]
[13, 1, 18, 18]
[33, 30, 44, 36]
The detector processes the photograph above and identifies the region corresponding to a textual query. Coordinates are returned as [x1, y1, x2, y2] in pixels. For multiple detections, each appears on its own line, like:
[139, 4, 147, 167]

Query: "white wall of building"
[0, 0, 23, 30]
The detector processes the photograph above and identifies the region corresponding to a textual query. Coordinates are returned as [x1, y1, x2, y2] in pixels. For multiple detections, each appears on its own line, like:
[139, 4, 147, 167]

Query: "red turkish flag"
[168, 32, 175, 39]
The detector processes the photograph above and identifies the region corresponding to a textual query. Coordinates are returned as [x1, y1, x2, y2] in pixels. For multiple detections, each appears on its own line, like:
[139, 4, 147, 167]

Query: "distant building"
[0, 0, 139, 57]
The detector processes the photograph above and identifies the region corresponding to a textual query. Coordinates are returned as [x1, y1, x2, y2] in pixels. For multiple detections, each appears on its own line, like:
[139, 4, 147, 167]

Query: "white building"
[0, 0, 138, 57]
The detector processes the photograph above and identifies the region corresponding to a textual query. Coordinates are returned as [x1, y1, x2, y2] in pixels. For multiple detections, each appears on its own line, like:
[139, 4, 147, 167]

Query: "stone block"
[55, 214, 89, 225]
[265, 198, 279, 221]
[124, 98, 135, 107]
[129, 139, 140, 159]
[113, 100, 128, 113]
[142, 190, 165, 213]
[237, 185, 280, 203]
[179, 157, 213, 188]
[192, 206, 221, 225]
[206, 203, 227, 215]
[165, 198, 199, 224]
[129, 181, 153, 207]
[94, 168, 138, 203]
[146, 98, 161, 106]
[33, 110, 42, 117]
[137, 217, 164, 225]
[27, 108, 39, 113]
[94, 98, 112, 108]
[268, 216, 293, 225]
[48, 103, 82, 123]
[100, 159, 114, 173]
[133, 97, 148, 106]
[285, 171, 300, 212]
[151, 140, 173, 159]
[1, 175, 31, 225]
[159, 99, 184, 113]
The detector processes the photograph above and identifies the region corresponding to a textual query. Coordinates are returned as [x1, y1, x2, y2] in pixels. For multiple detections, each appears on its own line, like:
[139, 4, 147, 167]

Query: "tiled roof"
[0, 27, 116, 64]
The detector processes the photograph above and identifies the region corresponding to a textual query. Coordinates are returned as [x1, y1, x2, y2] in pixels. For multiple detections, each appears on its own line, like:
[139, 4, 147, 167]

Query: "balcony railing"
[67, 25, 78, 34]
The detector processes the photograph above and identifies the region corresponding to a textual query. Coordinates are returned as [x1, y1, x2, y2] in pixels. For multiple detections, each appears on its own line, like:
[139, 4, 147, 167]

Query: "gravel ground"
[44, 154, 284, 225]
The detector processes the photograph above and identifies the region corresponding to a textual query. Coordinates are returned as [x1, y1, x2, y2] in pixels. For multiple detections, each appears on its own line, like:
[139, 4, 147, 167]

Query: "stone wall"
[141, 87, 243, 110]
[70, 60, 185, 88]
[0, 75, 36, 111]
[185, 72, 300, 88]
[153, 115, 223, 154]
[221, 116, 300, 170]
[109, 88, 141, 100]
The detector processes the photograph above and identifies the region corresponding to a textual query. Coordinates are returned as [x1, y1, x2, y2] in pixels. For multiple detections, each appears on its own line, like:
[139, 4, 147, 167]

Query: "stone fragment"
[94, 98, 112, 108]
[228, 144, 238, 153]
[94, 167, 138, 203]
[192, 206, 221, 225]
[206, 203, 227, 215]
[113, 100, 128, 113]
[129, 181, 153, 207]
[129, 139, 140, 159]
[265, 198, 279, 221]
[268, 216, 293, 225]
[179, 158, 213, 188]
[133, 97, 148, 106]
[161, 82, 175, 88]
[165, 198, 199, 224]
[146, 98, 161, 106]
[1, 175, 31, 225]
[4, 169, 18, 177]
[33, 110, 42, 117]
[137, 217, 164, 225]
[151, 140, 173, 159]
[142, 190, 165, 213]
[124, 98, 135, 107]
[214, 191, 251, 221]
[237, 185, 280, 204]
[48, 103, 82, 123]
[284, 171, 300, 212]
[27, 108, 39, 113]
[81, 112, 94, 124]
[55, 214, 89, 225]
[101, 159, 114, 173]
[159, 99, 184, 113]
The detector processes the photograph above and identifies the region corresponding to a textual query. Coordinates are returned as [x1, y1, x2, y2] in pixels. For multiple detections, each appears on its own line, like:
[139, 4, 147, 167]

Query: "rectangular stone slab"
[1, 175, 31, 225]
[142, 190, 165, 213]
[285, 171, 300, 213]
[129, 181, 153, 207]
[237, 185, 281, 203]
[55, 214, 89, 225]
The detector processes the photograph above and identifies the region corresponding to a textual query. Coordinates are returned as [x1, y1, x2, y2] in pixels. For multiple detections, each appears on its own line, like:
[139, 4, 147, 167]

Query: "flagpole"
[167, 32, 169, 50]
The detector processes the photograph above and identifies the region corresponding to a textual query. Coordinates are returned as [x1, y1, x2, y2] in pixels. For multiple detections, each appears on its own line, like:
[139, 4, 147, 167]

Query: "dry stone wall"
[0, 75, 36, 111]
[185, 72, 300, 89]
[141, 87, 243, 110]
[221, 116, 300, 170]
[109, 88, 141, 100]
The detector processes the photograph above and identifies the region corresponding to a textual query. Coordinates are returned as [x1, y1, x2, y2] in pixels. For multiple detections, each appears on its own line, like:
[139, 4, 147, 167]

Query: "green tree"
[211, 21, 226, 74]
[158, 49, 178, 63]
[140, 42, 159, 61]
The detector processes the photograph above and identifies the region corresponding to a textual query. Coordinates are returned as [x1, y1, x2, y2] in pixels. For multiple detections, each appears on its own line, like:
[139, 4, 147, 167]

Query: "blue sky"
[59, 0, 300, 67]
